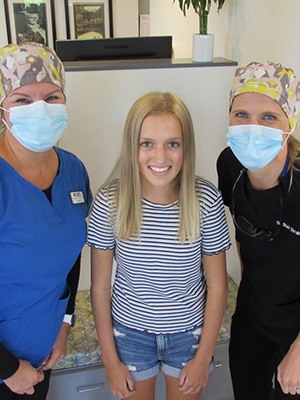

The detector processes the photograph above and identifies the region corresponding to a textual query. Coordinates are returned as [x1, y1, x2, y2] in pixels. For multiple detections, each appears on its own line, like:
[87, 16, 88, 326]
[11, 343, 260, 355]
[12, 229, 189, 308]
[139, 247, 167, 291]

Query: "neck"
[141, 184, 179, 205]
[0, 133, 58, 190]
[247, 148, 288, 190]
[248, 171, 279, 190]
[0, 132, 53, 166]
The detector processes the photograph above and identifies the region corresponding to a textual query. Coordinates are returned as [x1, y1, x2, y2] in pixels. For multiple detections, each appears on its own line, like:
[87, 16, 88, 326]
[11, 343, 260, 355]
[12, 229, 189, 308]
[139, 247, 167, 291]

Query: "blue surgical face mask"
[226, 124, 289, 170]
[1, 100, 68, 152]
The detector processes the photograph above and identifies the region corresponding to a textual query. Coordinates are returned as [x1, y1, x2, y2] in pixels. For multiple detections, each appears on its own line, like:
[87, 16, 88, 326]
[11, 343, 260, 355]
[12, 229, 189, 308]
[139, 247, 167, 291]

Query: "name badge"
[70, 191, 85, 204]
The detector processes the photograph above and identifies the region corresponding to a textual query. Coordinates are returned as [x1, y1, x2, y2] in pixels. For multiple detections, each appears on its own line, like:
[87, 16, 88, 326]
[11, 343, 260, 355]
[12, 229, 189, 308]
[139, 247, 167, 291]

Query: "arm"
[179, 252, 228, 395]
[90, 247, 135, 399]
[41, 254, 81, 371]
[277, 332, 300, 395]
[66, 254, 81, 315]
[0, 340, 44, 395]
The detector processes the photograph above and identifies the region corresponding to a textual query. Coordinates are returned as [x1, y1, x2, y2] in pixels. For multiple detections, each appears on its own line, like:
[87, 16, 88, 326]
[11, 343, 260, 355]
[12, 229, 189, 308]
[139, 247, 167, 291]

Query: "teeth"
[150, 166, 169, 172]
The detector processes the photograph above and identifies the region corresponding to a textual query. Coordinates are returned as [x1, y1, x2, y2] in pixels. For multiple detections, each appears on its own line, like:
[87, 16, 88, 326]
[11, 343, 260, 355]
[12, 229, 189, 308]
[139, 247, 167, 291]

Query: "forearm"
[178, 262, 228, 395]
[90, 248, 119, 366]
[91, 278, 135, 399]
[195, 277, 228, 364]
[91, 285, 119, 367]
[194, 252, 228, 365]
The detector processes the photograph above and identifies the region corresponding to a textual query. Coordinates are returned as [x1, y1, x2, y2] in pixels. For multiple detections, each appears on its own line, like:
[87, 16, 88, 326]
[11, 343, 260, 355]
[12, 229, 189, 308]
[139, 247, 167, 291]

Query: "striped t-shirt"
[87, 177, 230, 334]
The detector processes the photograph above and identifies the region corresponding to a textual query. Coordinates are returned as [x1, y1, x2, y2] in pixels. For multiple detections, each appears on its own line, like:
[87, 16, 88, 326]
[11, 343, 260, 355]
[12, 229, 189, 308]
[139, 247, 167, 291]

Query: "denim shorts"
[113, 320, 214, 381]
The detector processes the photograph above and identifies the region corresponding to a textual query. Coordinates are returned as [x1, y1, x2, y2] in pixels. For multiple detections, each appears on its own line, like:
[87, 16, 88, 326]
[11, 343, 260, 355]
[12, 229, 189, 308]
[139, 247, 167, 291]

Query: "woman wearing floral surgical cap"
[0, 42, 92, 399]
[217, 61, 300, 399]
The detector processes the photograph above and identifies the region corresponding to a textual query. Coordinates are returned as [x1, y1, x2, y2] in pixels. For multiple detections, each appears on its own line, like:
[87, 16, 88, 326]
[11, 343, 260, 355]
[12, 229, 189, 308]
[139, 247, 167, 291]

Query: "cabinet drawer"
[48, 364, 118, 400]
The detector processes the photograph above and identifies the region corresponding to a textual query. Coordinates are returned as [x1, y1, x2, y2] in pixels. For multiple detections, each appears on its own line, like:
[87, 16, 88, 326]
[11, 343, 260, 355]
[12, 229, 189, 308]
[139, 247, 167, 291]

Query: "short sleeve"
[201, 188, 231, 255]
[86, 189, 116, 249]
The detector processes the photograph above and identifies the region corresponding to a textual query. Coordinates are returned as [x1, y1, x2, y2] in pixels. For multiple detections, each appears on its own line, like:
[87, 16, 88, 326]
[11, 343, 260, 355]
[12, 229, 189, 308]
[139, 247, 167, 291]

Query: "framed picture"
[64, 0, 113, 40]
[4, 0, 56, 47]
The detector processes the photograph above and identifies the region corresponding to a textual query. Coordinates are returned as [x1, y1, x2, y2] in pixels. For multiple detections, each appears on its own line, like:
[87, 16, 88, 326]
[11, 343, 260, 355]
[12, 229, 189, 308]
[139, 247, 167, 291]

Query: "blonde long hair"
[101, 92, 199, 242]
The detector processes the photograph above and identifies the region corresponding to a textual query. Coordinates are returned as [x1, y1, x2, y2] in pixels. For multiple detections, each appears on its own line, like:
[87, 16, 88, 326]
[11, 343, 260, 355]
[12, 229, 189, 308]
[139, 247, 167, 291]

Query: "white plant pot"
[193, 33, 214, 62]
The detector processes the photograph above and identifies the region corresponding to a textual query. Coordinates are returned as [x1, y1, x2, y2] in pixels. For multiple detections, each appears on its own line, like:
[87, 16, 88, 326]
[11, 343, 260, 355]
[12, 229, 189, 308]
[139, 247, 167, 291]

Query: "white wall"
[112, 0, 139, 37]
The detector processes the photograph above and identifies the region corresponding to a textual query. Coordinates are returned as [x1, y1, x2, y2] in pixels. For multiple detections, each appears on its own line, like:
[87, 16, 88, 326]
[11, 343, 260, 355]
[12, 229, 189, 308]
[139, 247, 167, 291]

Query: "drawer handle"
[76, 382, 105, 393]
[214, 359, 223, 368]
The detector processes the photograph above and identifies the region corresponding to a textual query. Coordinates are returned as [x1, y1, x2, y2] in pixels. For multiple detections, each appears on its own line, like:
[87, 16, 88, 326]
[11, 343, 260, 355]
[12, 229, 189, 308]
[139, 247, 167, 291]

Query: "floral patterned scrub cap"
[0, 42, 65, 105]
[229, 61, 300, 130]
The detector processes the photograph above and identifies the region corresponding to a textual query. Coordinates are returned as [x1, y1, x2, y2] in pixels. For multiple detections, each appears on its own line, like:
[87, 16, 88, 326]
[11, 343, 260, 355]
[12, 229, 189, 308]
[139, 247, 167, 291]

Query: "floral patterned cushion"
[53, 275, 238, 371]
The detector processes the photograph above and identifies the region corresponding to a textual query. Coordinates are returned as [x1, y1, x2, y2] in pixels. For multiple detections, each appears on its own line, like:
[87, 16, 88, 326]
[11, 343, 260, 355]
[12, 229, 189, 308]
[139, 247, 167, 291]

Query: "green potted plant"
[173, 0, 226, 62]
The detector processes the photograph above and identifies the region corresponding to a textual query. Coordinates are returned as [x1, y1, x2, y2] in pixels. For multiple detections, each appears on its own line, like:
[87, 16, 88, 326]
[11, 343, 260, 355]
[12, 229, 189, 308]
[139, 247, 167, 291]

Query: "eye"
[45, 94, 64, 103]
[46, 95, 58, 102]
[262, 113, 277, 121]
[233, 111, 248, 118]
[140, 140, 152, 148]
[15, 98, 31, 105]
[168, 141, 181, 148]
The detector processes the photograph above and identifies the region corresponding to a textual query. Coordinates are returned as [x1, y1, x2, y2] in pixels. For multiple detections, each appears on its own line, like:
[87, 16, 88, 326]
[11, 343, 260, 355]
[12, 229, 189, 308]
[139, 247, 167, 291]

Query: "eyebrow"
[8, 89, 63, 98]
[139, 136, 182, 140]
[231, 108, 281, 116]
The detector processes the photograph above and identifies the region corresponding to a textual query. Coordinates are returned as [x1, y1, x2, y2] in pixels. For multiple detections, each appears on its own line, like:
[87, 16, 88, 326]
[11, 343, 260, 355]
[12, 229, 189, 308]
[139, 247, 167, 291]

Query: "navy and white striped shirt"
[87, 177, 230, 334]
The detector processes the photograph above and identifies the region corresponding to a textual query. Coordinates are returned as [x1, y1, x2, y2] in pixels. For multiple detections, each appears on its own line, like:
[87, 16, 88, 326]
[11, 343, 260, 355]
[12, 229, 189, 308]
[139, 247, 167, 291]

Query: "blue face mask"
[226, 124, 286, 169]
[1, 100, 68, 152]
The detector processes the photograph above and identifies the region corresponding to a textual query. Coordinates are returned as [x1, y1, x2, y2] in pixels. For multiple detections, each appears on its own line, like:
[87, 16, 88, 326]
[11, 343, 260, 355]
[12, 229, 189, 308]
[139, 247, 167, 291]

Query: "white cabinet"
[48, 364, 116, 400]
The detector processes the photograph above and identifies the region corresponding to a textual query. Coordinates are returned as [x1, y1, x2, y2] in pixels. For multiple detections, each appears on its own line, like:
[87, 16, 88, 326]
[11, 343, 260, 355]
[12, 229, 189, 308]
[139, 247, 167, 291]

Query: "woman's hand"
[105, 360, 135, 399]
[4, 360, 44, 395]
[179, 358, 209, 395]
[278, 334, 300, 395]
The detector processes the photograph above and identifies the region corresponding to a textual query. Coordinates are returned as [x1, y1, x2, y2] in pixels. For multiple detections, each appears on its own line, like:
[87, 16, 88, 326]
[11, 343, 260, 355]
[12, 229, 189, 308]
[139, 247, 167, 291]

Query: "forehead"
[141, 113, 182, 134]
[6, 82, 63, 98]
[231, 92, 285, 115]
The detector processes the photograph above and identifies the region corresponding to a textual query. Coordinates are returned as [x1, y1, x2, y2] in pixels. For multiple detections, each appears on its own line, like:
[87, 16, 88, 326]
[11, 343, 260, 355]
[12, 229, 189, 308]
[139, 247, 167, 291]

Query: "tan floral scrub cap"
[229, 61, 300, 130]
[0, 42, 65, 106]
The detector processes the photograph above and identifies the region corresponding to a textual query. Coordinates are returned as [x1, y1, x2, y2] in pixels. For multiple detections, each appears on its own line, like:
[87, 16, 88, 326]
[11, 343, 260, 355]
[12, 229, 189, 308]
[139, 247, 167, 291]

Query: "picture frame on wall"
[64, 0, 113, 40]
[4, 0, 56, 47]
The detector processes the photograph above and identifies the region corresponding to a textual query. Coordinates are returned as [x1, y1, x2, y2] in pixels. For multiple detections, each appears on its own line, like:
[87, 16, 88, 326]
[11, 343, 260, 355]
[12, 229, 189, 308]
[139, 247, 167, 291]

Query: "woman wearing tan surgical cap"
[0, 42, 92, 399]
[217, 61, 300, 399]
